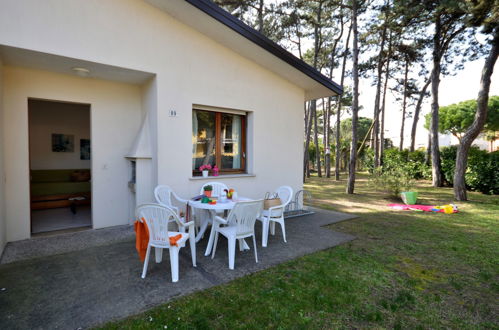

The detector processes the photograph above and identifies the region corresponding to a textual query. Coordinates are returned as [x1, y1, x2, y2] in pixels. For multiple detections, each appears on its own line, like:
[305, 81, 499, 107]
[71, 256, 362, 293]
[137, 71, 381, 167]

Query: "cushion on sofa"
[30, 169, 91, 197]
[31, 169, 90, 183]
[31, 182, 91, 197]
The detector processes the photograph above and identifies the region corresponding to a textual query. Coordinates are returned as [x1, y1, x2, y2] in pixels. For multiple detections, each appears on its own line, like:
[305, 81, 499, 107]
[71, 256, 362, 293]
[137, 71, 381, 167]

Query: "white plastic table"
[189, 198, 251, 256]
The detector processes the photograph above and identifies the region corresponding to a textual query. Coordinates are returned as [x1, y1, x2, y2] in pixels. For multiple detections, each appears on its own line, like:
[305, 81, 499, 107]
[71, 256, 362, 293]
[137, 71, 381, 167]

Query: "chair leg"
[211, 232, 219, 259]
[238, 238, 245, 251]
[279, 218, 287, 243]
[228, 236, 236, 270]
[155, 247, 163, 263]
[270, 221, 276, 235]
[189, 235, 197, 267]
[169, 246, 180, 283]
[262, 218, 269, 247]
[141, 245, 151, 279]
[252, 234, 258, 263]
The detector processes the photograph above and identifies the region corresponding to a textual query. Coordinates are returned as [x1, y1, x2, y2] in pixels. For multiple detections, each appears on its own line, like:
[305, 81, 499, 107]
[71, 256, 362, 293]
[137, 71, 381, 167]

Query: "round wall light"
[72, 67, 90, 77]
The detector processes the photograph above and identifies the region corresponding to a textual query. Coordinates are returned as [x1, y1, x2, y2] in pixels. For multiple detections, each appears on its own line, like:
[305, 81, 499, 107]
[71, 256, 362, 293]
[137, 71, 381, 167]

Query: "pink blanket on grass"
[388, 204, 442, 212]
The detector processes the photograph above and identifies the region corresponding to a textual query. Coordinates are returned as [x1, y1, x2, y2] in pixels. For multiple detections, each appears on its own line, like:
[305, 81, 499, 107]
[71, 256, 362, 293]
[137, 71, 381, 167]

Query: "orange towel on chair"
[169, 234, 182, 247]
[134, 218, 149, 262]
[135, 219, 183, 260]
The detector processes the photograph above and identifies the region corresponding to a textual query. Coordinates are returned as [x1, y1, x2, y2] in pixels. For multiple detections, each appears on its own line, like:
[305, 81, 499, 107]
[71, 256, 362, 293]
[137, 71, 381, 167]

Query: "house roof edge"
[184, 0, 343, 96]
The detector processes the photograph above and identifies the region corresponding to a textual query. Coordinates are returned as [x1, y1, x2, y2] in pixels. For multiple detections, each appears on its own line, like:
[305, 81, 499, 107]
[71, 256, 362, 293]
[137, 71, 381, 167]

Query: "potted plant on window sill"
[199, 164, 212, 178]
[203, 184, 213, 197]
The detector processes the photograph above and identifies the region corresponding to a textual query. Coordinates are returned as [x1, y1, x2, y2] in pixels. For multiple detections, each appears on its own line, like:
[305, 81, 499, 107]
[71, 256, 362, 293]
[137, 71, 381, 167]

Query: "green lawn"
[101, 174, 498, 329]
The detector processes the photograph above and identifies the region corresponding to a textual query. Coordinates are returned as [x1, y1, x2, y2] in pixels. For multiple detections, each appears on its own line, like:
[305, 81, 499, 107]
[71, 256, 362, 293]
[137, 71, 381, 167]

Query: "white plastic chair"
[199, 182, 229, 198]
[154, 185, 190, 232]
[211, 200, 263, 270]
[154, 185, 188, 215]
[257, 186, 293, 247]
[136, 203, 196, 282]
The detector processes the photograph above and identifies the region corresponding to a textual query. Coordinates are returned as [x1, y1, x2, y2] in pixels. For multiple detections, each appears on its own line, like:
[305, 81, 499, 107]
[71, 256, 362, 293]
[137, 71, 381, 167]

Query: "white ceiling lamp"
[72, 67, 90, 77]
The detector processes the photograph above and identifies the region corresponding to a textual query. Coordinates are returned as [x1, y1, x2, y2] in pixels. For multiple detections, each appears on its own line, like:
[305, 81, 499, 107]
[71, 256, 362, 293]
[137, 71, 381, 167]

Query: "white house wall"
[2, 66, 142, 240]
[0, 0, 305, 242]
[0, 57, 6, 256]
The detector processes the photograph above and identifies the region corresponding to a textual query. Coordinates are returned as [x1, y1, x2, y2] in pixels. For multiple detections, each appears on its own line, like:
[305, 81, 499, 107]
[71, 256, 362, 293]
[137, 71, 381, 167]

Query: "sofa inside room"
[30, 169, 91, 210]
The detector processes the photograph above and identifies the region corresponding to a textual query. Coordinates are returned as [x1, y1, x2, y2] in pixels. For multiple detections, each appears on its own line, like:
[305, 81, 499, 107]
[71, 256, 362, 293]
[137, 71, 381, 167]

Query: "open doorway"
[28, 99, 92, 235]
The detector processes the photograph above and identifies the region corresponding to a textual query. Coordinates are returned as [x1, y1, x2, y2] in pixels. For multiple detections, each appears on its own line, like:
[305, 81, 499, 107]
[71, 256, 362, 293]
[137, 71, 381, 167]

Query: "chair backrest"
[275, 186, 293, 206]
[199, 182, 229, 197]
[226, 200, 263, 236]
[136, 203, 178, 246]
[154, 185, 173, 207]
[267, 186, 293, 218]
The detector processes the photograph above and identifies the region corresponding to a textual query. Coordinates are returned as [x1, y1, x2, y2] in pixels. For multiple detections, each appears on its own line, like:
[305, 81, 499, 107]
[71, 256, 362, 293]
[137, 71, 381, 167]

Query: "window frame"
[192, 109, 247, 176]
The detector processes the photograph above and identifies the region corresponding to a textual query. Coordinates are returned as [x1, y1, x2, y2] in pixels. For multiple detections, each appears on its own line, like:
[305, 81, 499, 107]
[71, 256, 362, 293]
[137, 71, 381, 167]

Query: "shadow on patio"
[0, 208, 356, 329]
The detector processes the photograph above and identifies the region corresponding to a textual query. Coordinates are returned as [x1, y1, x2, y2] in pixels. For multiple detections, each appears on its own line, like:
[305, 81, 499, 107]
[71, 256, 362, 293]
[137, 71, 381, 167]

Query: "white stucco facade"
[0, 56, 6, 256]
[0, 0, 337, 249]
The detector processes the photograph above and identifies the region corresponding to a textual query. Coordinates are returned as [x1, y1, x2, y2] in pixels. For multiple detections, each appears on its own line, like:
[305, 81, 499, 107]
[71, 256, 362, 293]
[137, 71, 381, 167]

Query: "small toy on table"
[224, 188, 236, 199]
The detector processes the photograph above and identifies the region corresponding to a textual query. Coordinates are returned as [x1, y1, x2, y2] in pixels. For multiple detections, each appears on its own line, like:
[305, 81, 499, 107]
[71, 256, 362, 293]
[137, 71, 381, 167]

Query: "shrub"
[440, 146, 458, 185]
[440, 146, 499, 195]
[369, 166, 415, 198]
[382, 148, 431, 180]
[359, 148, 374, 172]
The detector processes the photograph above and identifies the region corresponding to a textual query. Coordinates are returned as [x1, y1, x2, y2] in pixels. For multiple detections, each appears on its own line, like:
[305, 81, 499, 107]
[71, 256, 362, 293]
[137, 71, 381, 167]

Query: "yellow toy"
[432, 204, 458, 214]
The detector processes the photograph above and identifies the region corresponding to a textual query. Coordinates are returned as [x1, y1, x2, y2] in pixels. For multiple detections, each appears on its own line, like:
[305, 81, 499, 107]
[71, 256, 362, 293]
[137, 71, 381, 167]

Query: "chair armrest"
[214, 215, 228, 225]
[265, 205, 284, 218]
[172, 192, 189, 205]
[170, 205, 180, 215]
[179, 220, 195, 228]
[269, 204, 284, 211]
[268, 205, 285, 213]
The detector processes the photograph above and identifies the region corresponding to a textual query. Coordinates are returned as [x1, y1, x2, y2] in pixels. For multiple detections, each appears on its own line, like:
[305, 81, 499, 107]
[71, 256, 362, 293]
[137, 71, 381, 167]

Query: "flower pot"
[204, 190, 212, 198]
[401, 191, 418, 205]
[202, 170, 209, 178]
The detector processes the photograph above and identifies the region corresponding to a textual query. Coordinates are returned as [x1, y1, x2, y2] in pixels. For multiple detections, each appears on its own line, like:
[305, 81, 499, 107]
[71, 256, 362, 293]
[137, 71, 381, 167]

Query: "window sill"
[189, 173, 256, 180]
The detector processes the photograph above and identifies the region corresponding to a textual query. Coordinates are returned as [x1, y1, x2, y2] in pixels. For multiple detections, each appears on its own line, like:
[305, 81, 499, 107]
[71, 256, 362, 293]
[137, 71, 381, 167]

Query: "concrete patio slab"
[0, 208, 356, 329]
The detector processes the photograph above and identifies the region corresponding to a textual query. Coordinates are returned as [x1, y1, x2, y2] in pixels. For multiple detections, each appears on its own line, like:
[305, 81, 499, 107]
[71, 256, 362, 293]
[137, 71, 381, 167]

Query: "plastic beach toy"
[432, 204, 458, 214]
[401, 191, 418, 205]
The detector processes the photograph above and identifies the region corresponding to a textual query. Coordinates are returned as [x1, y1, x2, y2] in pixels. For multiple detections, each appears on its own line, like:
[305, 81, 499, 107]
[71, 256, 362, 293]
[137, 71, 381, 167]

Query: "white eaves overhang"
[146, 0, 343, 101]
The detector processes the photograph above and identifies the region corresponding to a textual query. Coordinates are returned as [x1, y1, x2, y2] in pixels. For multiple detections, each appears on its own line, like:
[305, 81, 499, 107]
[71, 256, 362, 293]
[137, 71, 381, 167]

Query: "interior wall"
[0, 57, 6, 256]
[29, 100, 90, 170]
[3, 66, 142, 241]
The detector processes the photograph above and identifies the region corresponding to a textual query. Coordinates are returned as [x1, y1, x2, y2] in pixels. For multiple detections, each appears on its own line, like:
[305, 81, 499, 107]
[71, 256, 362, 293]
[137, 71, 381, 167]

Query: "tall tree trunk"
[335, 22, 352, 180]
[372, 24, 387, 159]
[325, 99, 331, 177]
[326, 5, 345, 179]
[347, 0, 359, 194]
[309, 1, 323, 178]
[409, 78, 431, 151]
[430, 14, 443, 187]
[378, 35, 392, 168]
[314, 100, 322, 177]
[303, 102, 313, 182]
[399, 59, 409, 151]
[425, 131, 431, 165]
[257, 0, 264, 33]
[454, 28, 499, 200]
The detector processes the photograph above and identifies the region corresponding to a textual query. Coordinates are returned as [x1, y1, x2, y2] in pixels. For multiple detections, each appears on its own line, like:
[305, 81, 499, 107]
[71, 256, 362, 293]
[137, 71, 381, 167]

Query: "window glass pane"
[192, 110, 216, 170]
[221, 113, 242, 169]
